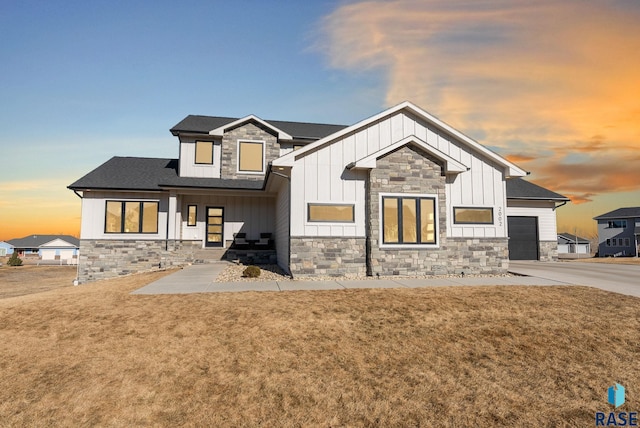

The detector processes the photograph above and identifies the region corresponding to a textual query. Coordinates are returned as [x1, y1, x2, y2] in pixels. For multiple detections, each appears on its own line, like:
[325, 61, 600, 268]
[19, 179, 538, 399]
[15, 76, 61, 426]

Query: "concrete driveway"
[509, 261, 640, 297]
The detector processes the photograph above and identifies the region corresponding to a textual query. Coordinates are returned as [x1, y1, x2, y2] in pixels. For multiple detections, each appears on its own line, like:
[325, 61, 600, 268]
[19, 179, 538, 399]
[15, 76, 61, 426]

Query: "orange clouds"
[319, 0, 640, 200]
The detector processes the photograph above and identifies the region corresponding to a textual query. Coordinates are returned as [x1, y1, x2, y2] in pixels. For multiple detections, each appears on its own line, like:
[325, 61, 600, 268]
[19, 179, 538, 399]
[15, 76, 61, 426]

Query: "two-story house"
[594, 207, 640, 257]
[69, 101, 568, 283]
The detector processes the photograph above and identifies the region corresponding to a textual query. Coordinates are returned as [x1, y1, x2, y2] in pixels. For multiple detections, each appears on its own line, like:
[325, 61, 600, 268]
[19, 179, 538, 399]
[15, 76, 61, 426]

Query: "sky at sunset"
[1, 0, 638, 241]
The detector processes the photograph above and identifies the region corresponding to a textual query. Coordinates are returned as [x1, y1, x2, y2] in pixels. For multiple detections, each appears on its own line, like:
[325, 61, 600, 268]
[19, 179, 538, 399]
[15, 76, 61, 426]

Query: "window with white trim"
[381, 195, 437, 245]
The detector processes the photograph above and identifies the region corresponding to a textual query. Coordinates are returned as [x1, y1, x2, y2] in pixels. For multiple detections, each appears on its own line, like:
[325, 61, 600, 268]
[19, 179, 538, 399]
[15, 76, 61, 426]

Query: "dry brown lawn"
[1, 269, 639, 427]
[0, 265, 77, 299]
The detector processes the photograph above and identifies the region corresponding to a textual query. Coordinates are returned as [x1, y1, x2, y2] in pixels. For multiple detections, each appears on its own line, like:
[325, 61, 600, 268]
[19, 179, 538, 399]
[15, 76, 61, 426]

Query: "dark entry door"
[507, 216, 539, 260]
[206, 207, 224, 247]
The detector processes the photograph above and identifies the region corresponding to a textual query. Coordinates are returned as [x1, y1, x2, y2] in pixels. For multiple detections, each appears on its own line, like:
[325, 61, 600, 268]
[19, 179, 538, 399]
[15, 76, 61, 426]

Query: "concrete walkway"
[132, 262, 569, 295]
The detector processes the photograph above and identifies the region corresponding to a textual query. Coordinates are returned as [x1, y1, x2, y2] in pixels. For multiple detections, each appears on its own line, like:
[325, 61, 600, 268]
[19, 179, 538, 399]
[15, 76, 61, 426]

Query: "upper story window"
[608, 220, 627, 228]
[105, 201, 158, 234]
[238, 140, 265, 174]
[381, 194, 437, 246]
[195, 141, 214, 164]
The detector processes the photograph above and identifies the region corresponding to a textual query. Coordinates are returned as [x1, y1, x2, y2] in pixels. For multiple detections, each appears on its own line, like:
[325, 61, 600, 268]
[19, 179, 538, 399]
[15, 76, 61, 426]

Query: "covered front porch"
[166, 189, 279, 263]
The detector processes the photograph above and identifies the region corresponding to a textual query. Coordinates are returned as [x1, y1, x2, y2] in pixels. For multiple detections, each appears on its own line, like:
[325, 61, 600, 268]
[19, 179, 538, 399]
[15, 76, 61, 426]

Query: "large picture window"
[105, 201, 159, 234]
[453, 207, 494, 224]
[238, 140, 264, 173]
[195, 141, 214, 164]
[382, 195, 436, 245]
[308, 203, 355, 223]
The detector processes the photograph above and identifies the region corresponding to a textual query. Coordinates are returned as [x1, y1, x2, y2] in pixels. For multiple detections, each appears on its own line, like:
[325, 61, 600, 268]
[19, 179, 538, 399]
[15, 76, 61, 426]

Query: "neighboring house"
[593, 207, 640, 257]
[69, 101, 568, 283]
[7, 235, 80, 261]
[505, 179, 570, 261]
[557, 233, 591, 255]
[0, 241, 14, 257]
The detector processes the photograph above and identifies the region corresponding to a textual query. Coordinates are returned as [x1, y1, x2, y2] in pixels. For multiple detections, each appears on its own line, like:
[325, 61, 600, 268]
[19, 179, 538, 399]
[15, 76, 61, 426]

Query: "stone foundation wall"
[289, 237, 367, 277]
[368, 237, 509, 276]
[539, 240, 558, 262]
[77, 239, 202, 283]
[288, 236, 508, 277]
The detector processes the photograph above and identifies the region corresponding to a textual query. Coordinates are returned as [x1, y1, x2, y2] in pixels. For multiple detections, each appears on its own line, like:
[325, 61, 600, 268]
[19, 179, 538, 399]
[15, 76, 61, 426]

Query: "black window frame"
[187, 205, 197, 227]
[307, 203, 355, 223]
[453, 207, 494, 225]
[195, 141, 214, 165]
[104, 200, 159, 234]
[381, 195, 437, 245]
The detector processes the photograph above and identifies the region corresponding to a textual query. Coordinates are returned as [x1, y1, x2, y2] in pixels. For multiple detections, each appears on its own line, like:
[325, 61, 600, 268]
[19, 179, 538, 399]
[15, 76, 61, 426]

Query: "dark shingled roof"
[558, 233, 590, 244]
[8, 235, 79, 248]
[170, 115, 348, 140]
[506, 178, 569, 201]
[593, 207, 640, 220]
[68, 157, 264, 191]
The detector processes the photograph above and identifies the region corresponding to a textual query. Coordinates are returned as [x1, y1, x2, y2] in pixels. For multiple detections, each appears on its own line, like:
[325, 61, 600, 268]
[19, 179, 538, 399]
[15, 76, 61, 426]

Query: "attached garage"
[507, 216, 539, 260]
[506, 178, 570, 261]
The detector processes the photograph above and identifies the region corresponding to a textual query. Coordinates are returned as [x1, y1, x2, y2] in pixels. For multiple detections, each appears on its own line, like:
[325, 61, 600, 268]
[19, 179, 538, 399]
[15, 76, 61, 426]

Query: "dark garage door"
[508, 216, 539, 260]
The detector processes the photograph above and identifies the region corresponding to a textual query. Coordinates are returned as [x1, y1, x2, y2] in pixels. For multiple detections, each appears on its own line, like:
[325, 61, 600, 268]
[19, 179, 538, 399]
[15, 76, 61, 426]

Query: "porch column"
[168, 191, 178, 240]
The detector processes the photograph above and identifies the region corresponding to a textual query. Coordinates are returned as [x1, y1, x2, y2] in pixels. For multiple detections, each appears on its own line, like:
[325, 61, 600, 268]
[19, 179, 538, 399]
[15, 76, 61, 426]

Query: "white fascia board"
[272, 101, 528, 177]
[209, 115, 293, 140]
[350, 135, 468, 174]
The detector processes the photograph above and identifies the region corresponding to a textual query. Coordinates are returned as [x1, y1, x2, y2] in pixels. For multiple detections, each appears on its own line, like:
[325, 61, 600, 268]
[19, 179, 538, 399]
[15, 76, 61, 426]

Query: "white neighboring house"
[7, 235, 80, 262]
[69, 101, 568, 283]
[557, 233, 591, 255]
[0, 241, 13, 257]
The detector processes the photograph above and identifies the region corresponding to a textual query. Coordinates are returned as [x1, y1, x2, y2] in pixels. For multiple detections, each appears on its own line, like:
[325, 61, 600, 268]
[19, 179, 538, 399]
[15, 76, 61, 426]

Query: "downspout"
[553, 200, 568, 211]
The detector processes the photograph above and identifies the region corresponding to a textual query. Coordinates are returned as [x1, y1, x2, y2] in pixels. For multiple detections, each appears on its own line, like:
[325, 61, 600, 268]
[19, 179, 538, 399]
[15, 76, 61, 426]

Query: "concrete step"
[192, 248, 227, 263]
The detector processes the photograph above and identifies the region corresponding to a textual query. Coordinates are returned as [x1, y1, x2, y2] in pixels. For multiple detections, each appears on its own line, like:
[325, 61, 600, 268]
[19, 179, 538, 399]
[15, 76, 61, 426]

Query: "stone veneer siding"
[289, 237, 367, 277]
[367, 145, 508, 276]
[538, 240, 559, 262]
[77, 239, 202, 283]
[220, 122, 280, 180]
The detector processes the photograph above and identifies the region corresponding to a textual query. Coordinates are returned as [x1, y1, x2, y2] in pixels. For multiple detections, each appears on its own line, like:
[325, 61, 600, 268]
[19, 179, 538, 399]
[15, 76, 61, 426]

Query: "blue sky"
[1, 0, 639, 239]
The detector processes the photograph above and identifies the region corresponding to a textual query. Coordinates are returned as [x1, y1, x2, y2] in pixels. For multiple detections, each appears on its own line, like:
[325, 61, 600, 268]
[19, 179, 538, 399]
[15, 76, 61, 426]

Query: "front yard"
[0, 268, 638, 426]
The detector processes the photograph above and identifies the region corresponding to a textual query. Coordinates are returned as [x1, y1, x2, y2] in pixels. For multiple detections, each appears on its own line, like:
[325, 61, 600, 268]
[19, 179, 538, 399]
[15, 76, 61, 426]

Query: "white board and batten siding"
[179, 139, 221, 178]
[506, 200, 558, 241]
[180, 194, 275, 247]
[79, 191, 169, 240]
[290, 111, 509, 238]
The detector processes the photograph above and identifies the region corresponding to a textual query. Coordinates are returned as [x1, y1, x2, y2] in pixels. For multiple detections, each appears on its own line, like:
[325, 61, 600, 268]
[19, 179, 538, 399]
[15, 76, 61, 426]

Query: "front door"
[206, 207, 224, 247]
